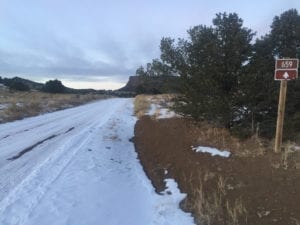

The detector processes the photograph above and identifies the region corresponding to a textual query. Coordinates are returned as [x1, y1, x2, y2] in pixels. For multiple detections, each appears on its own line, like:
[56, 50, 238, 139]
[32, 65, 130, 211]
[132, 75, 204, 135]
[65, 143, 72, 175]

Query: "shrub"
[9, 81, 30, 91]
[42, 79, 66, 93]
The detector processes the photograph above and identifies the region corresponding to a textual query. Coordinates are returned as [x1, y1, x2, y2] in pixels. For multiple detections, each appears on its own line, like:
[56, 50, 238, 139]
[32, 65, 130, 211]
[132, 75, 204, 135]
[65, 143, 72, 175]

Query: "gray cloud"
[0, 33, 138, 79]
[1, 0, 298, 89]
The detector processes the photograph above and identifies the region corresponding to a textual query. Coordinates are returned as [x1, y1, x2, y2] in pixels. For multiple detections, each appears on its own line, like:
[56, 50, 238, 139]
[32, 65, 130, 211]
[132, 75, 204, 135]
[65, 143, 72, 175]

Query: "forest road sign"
[274, 58, 298, 153]
[275, 58, 298, 80]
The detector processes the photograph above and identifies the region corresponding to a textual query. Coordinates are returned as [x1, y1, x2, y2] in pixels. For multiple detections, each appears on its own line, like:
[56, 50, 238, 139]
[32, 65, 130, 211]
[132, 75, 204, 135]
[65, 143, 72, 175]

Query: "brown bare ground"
[134, 116, 300, 225]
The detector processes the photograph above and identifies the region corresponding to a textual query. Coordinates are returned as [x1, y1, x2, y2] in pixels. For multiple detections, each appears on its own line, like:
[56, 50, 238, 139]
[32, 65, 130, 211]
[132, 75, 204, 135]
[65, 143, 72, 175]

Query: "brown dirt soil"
[134, 116, 300, 225]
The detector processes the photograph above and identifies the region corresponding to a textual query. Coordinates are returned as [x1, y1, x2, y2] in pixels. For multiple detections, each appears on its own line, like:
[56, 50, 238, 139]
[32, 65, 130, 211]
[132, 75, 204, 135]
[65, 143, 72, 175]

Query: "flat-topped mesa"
[118, 75, 180, 94]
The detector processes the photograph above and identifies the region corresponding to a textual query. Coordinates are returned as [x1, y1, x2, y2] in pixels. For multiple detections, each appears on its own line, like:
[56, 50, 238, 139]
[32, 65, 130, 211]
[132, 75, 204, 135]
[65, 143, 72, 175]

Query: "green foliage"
[9, 81, 31, 91]
[135, 59, 174, 77]
[236, 9, 300, 140]
[1, 78, 13, 87]
[133, 76, 179, 94]
[0, 77, 31, 91]
[236, 35, 278, 138]
[271, 9, 300, 58]
[160, 9, 300, 140]
[270, 9, 300, 141]
[42, 79, 66, 93]
[161, 13, 255, 128]
[135, 66, 147, 76]
[0, 77, 44, 90]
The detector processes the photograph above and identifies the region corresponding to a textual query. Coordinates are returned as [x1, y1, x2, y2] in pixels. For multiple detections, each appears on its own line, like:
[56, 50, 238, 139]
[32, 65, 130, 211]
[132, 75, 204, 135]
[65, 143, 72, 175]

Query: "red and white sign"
[275, 58, 299, 80]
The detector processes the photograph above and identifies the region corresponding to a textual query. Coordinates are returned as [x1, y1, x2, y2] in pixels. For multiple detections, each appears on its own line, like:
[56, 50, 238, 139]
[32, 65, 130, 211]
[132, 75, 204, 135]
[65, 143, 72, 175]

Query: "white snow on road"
[0, 98, 195, 225]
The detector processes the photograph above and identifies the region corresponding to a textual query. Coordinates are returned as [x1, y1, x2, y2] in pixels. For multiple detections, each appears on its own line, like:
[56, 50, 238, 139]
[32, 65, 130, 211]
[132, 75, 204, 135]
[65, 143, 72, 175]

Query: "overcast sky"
[0, 0, 299, 90]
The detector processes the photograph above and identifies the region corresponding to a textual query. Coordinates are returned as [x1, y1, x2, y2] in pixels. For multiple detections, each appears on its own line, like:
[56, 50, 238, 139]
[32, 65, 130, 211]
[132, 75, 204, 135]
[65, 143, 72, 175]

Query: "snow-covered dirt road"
[0, 98, 195, 225]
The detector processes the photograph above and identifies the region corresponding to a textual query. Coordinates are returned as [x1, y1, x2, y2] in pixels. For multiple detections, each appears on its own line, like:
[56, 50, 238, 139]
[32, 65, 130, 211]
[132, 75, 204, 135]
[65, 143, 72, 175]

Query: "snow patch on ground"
[158, 108, 176, 119]
[156, 179, 195, 225]
[192, 146, 231, 157]
[0, 104, 9, 110]
[147, 103, 157, 116]
[147, 104, 177, 119]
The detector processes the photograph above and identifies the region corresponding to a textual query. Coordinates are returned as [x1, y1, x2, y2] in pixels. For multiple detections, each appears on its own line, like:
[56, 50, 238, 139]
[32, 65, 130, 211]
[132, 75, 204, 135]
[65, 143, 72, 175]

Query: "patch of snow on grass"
[164, 169, 168, 175]
[192, 146, 231, 157]
[0, 104, 9, 110]
[158, 108, 176, 119]
[147, 104, 177, 119]
[147, 104, 157, 116]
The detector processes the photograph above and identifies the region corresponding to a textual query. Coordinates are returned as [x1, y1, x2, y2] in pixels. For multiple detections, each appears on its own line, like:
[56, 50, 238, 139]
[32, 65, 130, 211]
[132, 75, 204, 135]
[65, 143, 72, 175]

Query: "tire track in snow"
[0, 122, 52, 140]
[0, 99, 128, 225]
[0, 99, 123, 202]
[0, 100, 102, 141]
[7, 127, 75, 161]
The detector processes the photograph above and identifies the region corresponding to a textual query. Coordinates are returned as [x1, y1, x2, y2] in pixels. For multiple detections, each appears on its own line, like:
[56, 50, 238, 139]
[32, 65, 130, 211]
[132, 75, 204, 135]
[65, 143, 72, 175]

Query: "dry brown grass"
[226, 198, 247, 225]
[191, 173, 247, 225]
[133, 94, 270, 157]
[194, 122, 268, 157]
[134, 94, 177, 119]
[192, 183, 222, 225]
[0, 89, 109, 123]
[134, 95, 151, 118]
[281, 141, 300, 170]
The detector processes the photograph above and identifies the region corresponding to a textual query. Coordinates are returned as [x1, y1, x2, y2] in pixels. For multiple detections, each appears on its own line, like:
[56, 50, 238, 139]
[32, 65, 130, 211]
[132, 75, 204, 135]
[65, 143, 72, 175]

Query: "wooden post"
[274, 80, 287, 153]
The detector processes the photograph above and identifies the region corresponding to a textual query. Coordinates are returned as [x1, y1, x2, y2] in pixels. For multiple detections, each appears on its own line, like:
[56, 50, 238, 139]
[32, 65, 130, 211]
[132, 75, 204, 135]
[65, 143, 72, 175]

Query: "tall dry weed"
[226, 198, 248, 225]
[195, 122, 268, 157]
[134, 95, 151, 118]
[190, 173, 247, 225]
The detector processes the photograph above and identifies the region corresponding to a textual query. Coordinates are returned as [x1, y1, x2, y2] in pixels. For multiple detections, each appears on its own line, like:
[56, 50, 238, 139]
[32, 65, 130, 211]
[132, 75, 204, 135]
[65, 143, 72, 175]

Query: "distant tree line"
[0, 77, 31, 91]
[0, 77, 66, 93]
[0, 76, 134, 97]
[136, 9, 300, 140]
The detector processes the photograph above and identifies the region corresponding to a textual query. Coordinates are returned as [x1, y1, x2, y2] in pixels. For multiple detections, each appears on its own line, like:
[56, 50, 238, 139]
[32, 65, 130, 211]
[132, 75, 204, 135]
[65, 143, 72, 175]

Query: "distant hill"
[1, 77, 44, 90]
[0, 75, 181, 96]
[118, 75, 180, 94]
[0, 76, 101, 94]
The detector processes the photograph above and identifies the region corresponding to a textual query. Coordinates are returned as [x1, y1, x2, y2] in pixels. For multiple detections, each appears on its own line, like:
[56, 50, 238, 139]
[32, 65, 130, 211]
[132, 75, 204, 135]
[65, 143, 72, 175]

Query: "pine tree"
[42, 80, 66, 93]
[161, 13, 254, 128]
[238, 35, 278, 137]
[270, 9, 300, 141]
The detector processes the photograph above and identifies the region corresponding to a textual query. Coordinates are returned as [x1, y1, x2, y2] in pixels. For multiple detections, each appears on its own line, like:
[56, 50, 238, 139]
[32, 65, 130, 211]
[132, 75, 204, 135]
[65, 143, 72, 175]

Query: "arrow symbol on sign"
[283, 72, 289, 79]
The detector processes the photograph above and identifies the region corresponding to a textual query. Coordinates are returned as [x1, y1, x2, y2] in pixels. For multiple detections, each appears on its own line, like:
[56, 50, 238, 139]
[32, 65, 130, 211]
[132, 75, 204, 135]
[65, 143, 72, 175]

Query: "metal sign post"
[274, 58, 298, 153]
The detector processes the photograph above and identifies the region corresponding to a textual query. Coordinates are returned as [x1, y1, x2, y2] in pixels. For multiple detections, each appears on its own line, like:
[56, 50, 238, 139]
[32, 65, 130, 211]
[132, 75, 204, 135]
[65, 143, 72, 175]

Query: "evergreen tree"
[270, 9, 300, 141]
[147, 59, 174, 76]
[135, 9, 299, 140]
[9, 81, 31, 92]
[238, 35, 278, 137]
[135, 66, 147, 76]
[271, 9, 300, 58]
[238, 9, 300, 139]
[42, 79, 66, 93]
[135, 59, 174, 77]
[161, 13, 254, 128]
